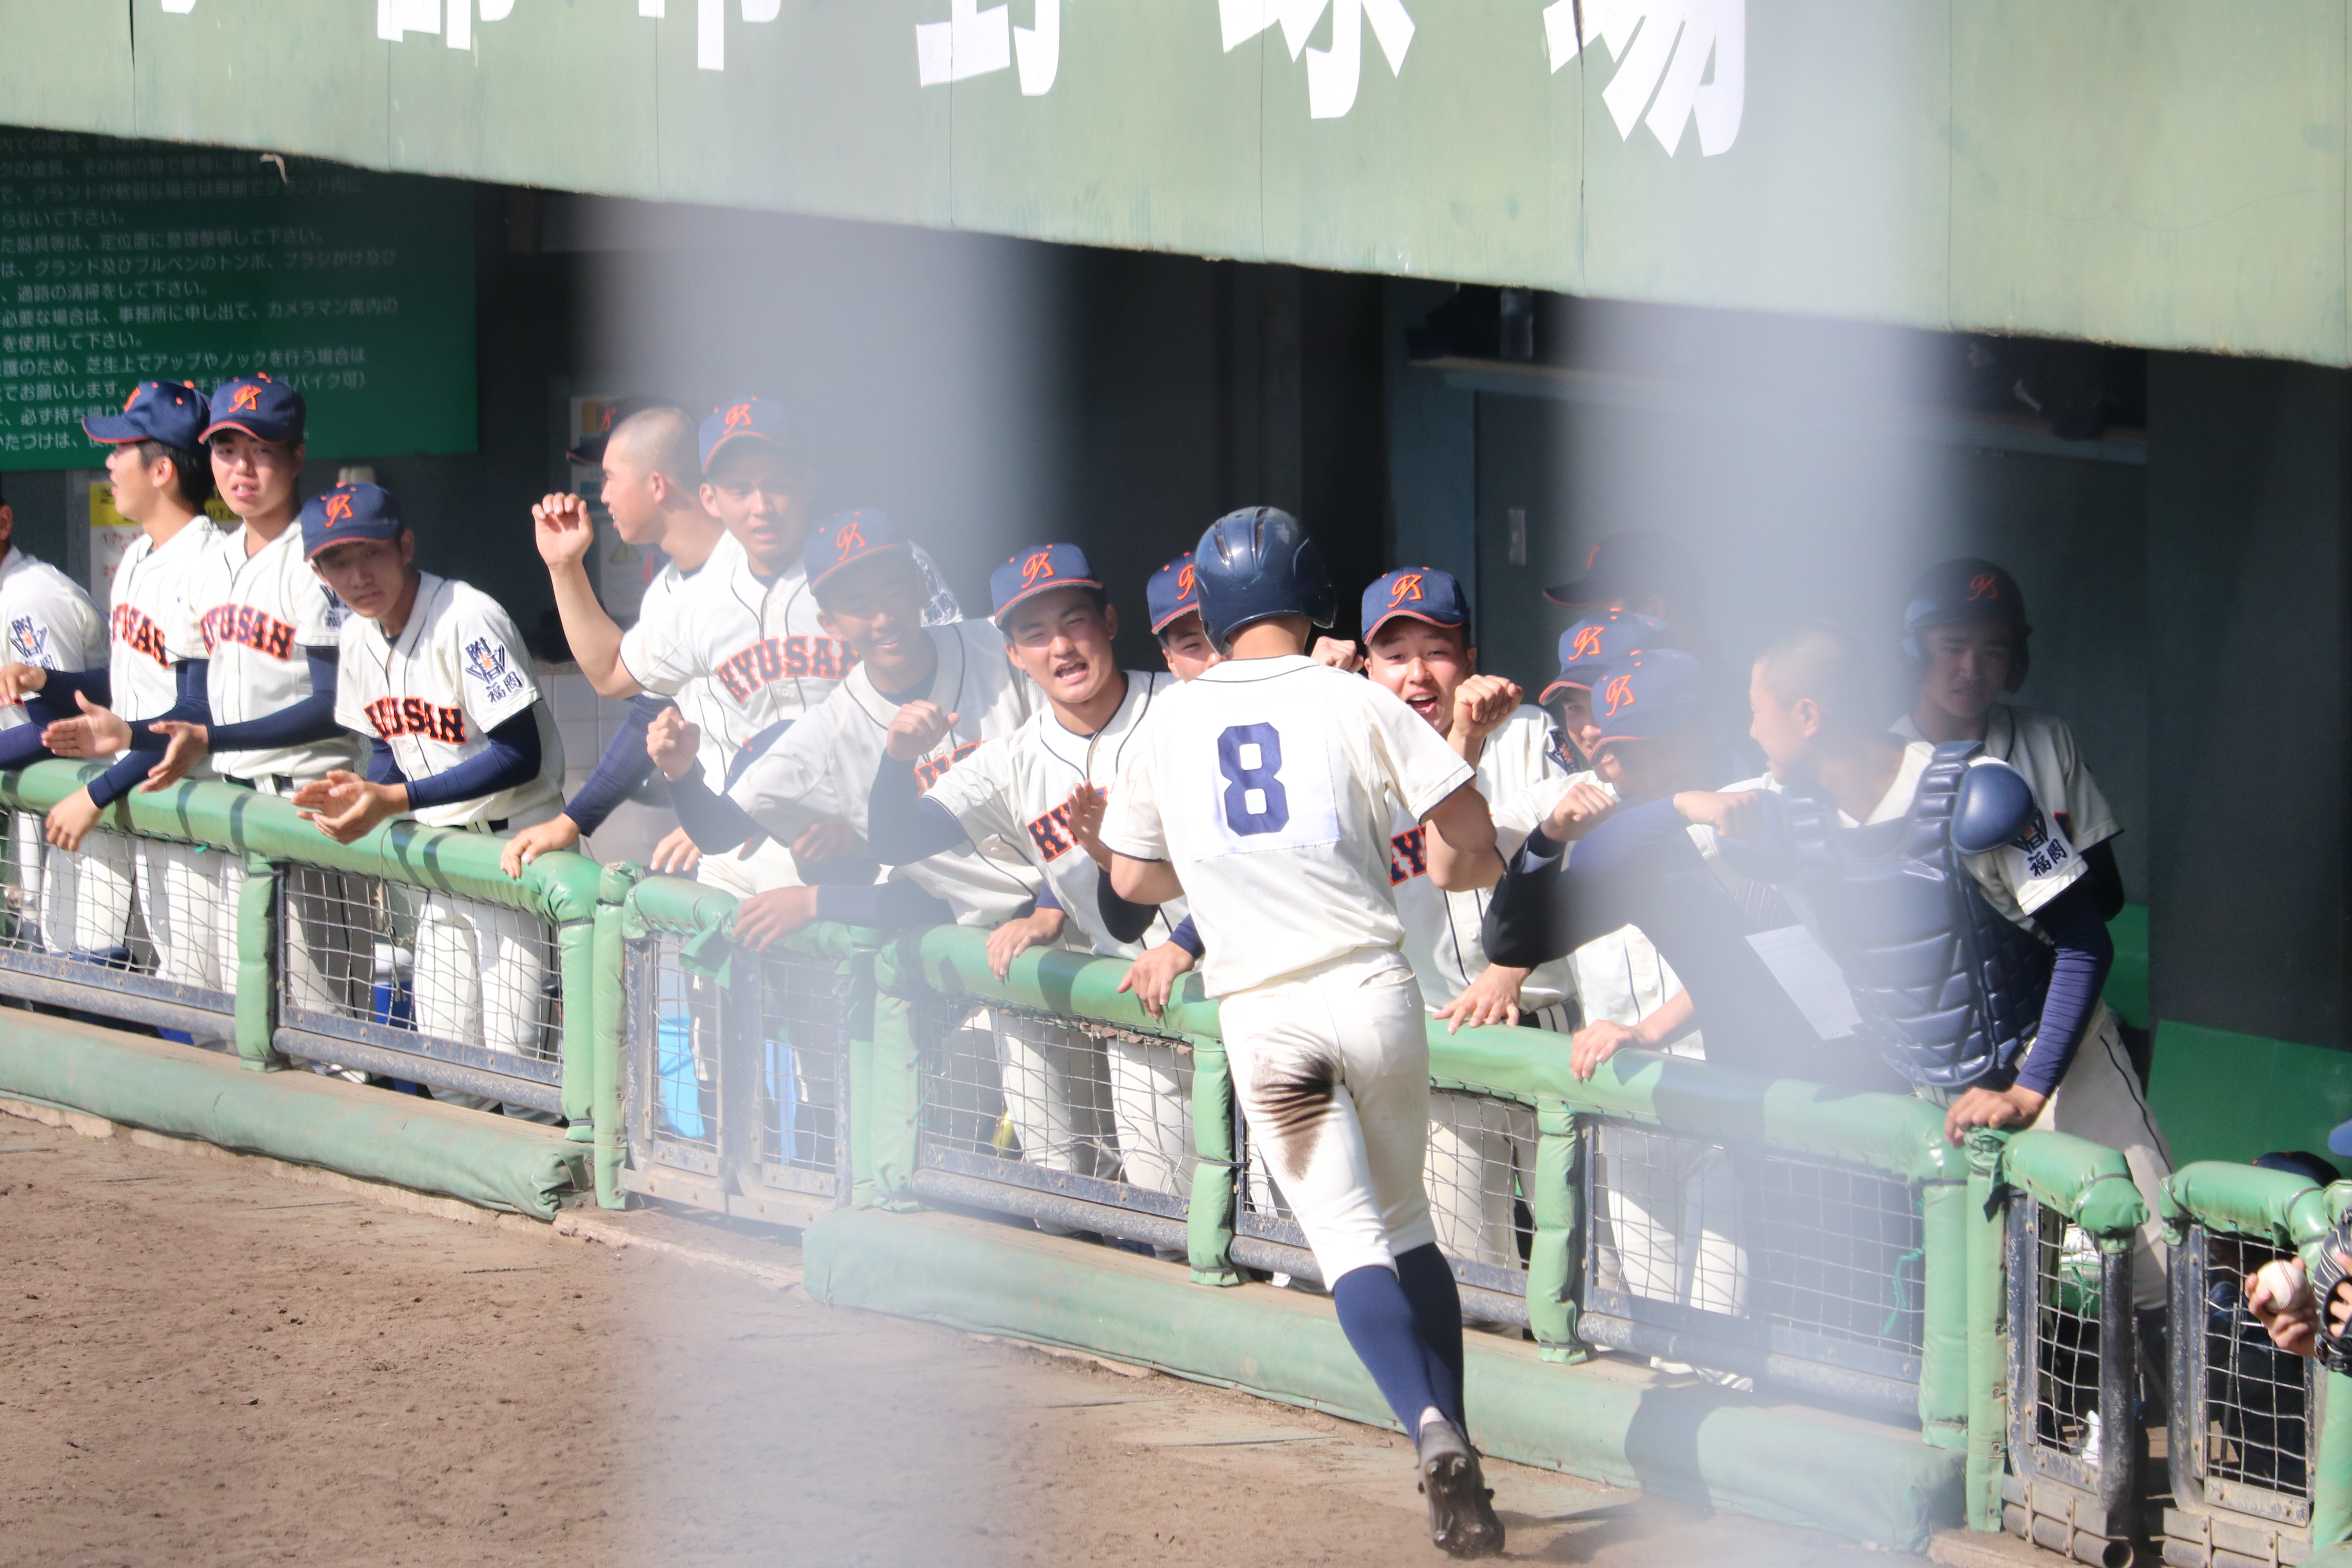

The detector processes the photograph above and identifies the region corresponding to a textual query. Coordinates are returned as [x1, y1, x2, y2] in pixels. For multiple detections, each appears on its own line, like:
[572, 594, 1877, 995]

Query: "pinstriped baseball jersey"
[178, 521, 364, 782]
[0, 546, 105, 730]
[629, 529, 742, 786]
[924, 669, 1187, 957]
[107, 516, 221, 722]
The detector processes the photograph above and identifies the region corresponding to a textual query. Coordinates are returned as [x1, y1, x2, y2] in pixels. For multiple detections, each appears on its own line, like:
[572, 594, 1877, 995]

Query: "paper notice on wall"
[1745, 924, 1862, 1042]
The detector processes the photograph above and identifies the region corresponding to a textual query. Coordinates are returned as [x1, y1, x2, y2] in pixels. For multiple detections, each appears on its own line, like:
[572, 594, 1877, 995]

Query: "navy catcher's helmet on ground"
[1193, 506, 1337, 652]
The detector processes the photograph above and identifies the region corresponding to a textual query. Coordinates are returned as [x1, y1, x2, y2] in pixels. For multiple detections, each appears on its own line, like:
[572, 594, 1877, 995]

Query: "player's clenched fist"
[1543, 780, 1617, 843]
[1673, 788, 1767, 840]
[645, 705, 702, 782]
[1310, 637, 1365, 673]
[531, 492, 595, 570]
[1451, 674, 1522, 747]
[884, 700, 960, 762]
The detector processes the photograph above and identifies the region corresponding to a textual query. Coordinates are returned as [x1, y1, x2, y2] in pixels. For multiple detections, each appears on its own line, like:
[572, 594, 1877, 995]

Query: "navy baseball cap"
[201, 374, 306, 445]
[805, 508, 912, 592]
[83, 381, 210, 448]
[1544, 531, 1698, 608]
[1147, 551, 1201, 634]
[1540, 608, 1673, 703]
[1904, 557, 2031, 635]
[1590, 648, 1703, 744]
[300, 483, 403, 559]
[1363, 567, 1470, 641]
[699, 397, 791, 474]
[991, 542, 1100, 623]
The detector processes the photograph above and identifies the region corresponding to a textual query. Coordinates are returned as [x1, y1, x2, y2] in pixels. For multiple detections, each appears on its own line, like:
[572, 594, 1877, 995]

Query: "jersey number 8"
[1217, 723, 1289, 835]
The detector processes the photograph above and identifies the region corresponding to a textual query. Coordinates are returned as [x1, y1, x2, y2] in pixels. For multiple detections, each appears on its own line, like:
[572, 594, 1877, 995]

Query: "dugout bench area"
[0, 759, 2347, 1563]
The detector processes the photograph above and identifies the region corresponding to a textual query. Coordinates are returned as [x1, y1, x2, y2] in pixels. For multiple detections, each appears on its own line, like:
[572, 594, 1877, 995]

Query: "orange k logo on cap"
[1967, 572, 1999, 602]
[722, 403, 753, 434]
[835, 516, 867, 553]
[1021, 551, 1054, 588]
[1388, 572, 1424, 606]
[122, 387, 141, 412]
[230, 385, 261, 413]
[1571, 625, 1604, 659]
[1602, 673, 1636, 717]
[1176, 563, 1195, 598]
[322, 492, 354, 526]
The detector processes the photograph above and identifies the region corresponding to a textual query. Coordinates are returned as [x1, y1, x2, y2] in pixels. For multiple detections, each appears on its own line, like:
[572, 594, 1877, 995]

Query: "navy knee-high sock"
[1333, 1263, 1443, 1436]
[1396, 1243, 1466, 1430]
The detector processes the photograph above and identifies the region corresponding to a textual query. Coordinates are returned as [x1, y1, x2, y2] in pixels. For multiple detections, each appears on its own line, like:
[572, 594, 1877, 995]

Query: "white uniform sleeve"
[162, 554, 211, 665]
[1964, 763, 2087, 918]
[2047, 719, 2122, 851]
[729, 708, 842, 838]
[11, 573, 103, 672]
[1100, 744, 1167, 862]
[331, 624, 368, 733]
[294, 571, 347, 650]
[922, 736, 1020, 848]
[1360, 681, 1476, 820]
[1491, 775, 1570, 860]
[448, 595, 540, 734]
[617, 580, 699, 697]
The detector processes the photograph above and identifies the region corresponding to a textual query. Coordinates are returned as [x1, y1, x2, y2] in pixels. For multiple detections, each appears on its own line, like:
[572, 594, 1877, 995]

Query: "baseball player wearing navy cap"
[534, 396, 860, 900]
[291, 484, 567, 1117]
[1146, 550, 1224, 682]
[1538, 606, 1670, 773]
[863, 542, 1195, 1200]
[1101, 508, 1510, 1557]
[652, 509, 1042, 948]
[1892, 557, 2126, 918]
[502, 405, 737, 882]
[21, 383, 225, 1000]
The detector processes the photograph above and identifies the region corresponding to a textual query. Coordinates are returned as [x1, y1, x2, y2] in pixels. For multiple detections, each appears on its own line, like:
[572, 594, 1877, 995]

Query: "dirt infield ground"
[1, 1107, 1894, 1567]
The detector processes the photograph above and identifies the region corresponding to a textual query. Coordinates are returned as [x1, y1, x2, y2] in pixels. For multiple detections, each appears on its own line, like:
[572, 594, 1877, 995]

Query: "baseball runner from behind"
[1100, 506, 1510, 1558]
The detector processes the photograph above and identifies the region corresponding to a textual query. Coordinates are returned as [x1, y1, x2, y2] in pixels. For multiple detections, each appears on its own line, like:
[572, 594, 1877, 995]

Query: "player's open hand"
[0, 661, 49, 706]
[532, 492, 595, 570]
[649, 825, 702, 875]
[295, 770, 404, 845]
[42, 691, 131, 760]
[1310, 637, 1364, 673]
[1543, 780, 1617, 844]
[1063, 782, 1109, 866]
[501, 813, 581, 878]
[1451, 675, 1523, 750]
[1435, 964, 1531, 1033]
[44, 788, 103, 852]
[732, 886, 817, 951]
[1940, 1082, 2048, 1145]
[1571, 1018, 1646, 1081]
[790, 818, 858, 866]
[885, 700, 960, 762]
[645, 706, 702, 782]
[139, 720, 210, 792]
[987, 904, 1066, 980]
[1673, 789, 1767, 840]
[1117, 940, 1196, 1018]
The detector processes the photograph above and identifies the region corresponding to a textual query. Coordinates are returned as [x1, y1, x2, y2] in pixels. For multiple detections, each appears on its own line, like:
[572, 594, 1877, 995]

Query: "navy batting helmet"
[1902, 557, 2031, 693]
[1193, 506, 1337, 652]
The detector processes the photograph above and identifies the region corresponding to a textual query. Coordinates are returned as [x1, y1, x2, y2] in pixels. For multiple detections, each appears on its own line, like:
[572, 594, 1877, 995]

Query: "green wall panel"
[1950, 0, 2349, 361]
[2151, 1020, 2352, 1170]
[129, 0, 390, 172]
[0, 2, 134, 138]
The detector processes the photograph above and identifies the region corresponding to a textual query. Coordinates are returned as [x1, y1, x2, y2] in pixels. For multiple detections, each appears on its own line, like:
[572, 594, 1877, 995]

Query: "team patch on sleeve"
[8, 615, 49, 666]
[363, 695, 466, 743]
[464, 637, 528, 703]
[2014, 806, 2072, 880]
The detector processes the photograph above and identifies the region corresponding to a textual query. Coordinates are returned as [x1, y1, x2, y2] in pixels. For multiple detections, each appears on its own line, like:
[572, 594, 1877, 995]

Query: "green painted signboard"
[0, 128, 474, 470]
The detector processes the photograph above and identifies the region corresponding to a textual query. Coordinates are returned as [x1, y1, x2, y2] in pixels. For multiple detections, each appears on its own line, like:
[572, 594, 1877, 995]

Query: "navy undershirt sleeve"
[1167, 915, 1202, 958]
[1095, 875, 1160, 946]
[402, 711, 540, 811]
[36, 668, 110, 708]
[202, 648, 345, 754]
[2012, 879, 2115, 1098]
[367, 739, 406, 786]
[866, 752, 971, 864]
[666, 767, 757, 854]
[86, 660, 211, 808]
[562, 693, 672, 835]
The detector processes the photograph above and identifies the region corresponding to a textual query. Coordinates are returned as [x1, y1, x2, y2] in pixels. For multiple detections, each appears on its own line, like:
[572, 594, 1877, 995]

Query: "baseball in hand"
[2254, 1258, 2312, 1314]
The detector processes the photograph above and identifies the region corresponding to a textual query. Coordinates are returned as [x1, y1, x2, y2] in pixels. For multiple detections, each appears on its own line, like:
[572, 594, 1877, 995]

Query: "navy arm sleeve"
[815, 879, 954, 930]
[402, 712, 540, 811]
[1167, 915, 1202, 958]
[561, 693, 671, 835]
[666, 767, 757, 855]
[1483, 799, 1693, 968]
[36, 668, 110, 708]
[1095, 874, 1161, 946]
[86, 660, 211, 808]
[866, 751, 971, 864]
[2012, 879, 2115, 1099]
[2080, 839, 2127, 923]
[366, 739, 406, 786]
[202, 649, 345, 753]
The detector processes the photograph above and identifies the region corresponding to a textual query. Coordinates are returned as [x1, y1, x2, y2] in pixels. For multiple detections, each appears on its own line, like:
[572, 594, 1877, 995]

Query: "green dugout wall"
[4, 2, 2352, 367]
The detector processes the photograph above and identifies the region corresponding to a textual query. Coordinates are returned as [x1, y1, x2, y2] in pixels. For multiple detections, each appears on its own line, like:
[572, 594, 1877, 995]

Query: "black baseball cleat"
[1416, 1418, 1505, 1558]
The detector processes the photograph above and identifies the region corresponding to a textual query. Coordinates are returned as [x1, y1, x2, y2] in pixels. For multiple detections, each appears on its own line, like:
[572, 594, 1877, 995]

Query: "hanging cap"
[84, 381, 211, 448]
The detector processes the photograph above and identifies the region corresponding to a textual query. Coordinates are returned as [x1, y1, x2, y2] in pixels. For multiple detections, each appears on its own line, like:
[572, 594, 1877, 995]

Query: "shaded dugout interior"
[0, 146, 2337, 1172]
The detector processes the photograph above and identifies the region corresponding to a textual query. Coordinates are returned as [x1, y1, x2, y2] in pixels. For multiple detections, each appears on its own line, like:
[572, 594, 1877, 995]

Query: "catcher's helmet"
[1901, 557, 2031, 692]
[1193, 506, 1337, 653]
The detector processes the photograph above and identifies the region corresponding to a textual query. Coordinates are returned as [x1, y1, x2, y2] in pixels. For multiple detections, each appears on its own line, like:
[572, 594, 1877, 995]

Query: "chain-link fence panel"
[2002, 1197, 2139, 1567]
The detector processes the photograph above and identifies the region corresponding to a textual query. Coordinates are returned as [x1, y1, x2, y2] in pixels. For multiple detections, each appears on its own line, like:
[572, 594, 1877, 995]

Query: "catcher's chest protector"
[1784, 742, 2054, 1091]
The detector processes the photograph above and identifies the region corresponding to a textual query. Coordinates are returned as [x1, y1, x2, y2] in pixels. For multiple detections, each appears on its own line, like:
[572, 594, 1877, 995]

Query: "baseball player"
[865, 541, 1194, 1199]
[23, 382, 223, 1000]
[503, 404, 736, 880]
[1893, 557, 2125, 916]
[289, 483, 567, 1118]
[1100, 506, 1509, 1557]
[652, 509, 1040, 945]
[0, 464, 109, 956]
[533, 397, 856, 898]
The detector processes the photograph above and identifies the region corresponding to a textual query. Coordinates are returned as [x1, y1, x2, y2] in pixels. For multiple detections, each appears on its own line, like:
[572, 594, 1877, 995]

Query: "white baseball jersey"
[621, 532, 741, 786]
[618, 545, 849, 782]
[730, 619, 1042, 925]
[1100, 654, 1475, 998]
[1891, 703, 2120, 852]
[924, 669, 1186, 957]
[1383, 704, 1581, 1016]
[0, 545, 105, 730]
[1851, 741, 2085, 926]
[178, 521, 364, 782]
[107, 516, 221, 721]
[333, 573, 565, 829]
